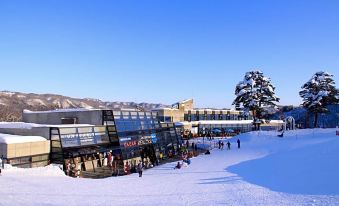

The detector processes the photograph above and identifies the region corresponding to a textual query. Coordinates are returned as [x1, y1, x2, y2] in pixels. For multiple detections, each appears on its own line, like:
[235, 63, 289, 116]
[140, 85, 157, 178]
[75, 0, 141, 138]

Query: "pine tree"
[299, 71, 339, 128]
[233, 70, 280, 130]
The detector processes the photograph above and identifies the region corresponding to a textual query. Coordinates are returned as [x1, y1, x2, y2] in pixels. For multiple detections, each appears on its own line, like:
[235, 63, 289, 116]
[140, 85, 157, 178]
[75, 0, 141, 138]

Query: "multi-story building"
[154, 99, 283, 136]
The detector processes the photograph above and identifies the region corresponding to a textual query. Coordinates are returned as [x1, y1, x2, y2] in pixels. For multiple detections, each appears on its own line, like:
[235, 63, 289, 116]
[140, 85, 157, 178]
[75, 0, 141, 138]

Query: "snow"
[0, 129, 338, 206]
[0, 122, 46, 129]
[0, 133, 47, 144]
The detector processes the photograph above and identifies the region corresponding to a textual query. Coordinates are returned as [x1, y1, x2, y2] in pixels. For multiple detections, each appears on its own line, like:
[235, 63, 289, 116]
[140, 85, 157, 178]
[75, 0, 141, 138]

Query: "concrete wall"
[23, 110, 103, 125]
[0, 141, 50, 159]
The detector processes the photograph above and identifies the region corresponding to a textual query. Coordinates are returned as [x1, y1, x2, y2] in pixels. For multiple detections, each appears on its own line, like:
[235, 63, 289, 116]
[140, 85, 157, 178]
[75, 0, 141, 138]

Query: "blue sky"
[0, 0, 338, 108]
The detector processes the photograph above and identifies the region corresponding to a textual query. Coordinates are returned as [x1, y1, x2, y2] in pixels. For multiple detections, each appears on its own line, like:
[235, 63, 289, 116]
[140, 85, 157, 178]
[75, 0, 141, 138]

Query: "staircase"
[81, 166, 125, 179]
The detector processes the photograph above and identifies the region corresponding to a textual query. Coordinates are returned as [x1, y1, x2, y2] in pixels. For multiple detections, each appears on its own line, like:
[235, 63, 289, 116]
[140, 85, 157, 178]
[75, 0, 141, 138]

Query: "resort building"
[0, 99, 284, 175]
[154, 99, 284, 137]
[0, 109, 181, 177]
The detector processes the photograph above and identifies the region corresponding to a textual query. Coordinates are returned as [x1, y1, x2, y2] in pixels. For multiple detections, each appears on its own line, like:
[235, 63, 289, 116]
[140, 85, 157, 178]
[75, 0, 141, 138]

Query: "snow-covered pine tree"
[233, 71, 280, 130]
[299, 71, 339, 128]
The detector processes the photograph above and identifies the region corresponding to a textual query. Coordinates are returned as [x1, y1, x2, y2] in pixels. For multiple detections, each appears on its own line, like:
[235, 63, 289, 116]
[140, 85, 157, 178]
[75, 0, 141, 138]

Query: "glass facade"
[110, 111, 179, 164]
[47, 109, 181, 177]
[184, 110, 252, 121]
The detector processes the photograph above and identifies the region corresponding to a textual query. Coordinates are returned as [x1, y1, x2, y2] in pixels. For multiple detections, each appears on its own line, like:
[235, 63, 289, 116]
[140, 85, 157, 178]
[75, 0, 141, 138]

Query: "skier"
[137, 161, 143, 177]
[237, 139, 241, 149]
[0, 155, 3, 169]
[227, 141, 231, 150]
[0, 155, 2, 176]
[174, 162, 182, 169]
[218, 140, 221, 149]
[221, 141, 224, 150]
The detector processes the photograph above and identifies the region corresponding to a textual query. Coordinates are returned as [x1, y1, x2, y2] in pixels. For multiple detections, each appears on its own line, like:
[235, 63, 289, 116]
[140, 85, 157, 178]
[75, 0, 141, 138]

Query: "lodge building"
[0, 99, 284, 177]
[0, 109, 180, 177]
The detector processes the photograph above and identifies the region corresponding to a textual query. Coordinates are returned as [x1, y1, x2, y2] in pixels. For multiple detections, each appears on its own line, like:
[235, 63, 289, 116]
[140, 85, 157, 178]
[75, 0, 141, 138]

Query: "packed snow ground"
[1, 129, 339, 206]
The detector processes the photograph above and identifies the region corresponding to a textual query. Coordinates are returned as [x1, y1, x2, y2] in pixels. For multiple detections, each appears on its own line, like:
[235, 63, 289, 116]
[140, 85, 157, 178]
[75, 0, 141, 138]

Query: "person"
[186, 140, 189, 148]
[227, 141, 231, 150]
[205, 150, 211, 155]
[278, 131, 284, 138]
[66, 161, 71, 176]
[218, 140, 221, 149]
[186, 158, 191, 165]
[159, 152, 163, 160]
[174, 162, 182, 169]
[124, 162, 130, 175]
[137, 161, 143, 177]
[221, 141, 224, 150]
[0, 155, 4, 169]
[103, 153, 108, 166]
[191, 142, 195, 150]
[237, 139, 241, 149]
[107, 152, 112, 167]
[0, 155, 2, 176]
[194, 144, 198, 152]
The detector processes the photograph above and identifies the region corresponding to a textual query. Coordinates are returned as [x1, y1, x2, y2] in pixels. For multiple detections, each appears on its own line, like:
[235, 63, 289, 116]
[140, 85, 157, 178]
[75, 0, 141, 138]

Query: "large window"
[59, 126, 110, 148]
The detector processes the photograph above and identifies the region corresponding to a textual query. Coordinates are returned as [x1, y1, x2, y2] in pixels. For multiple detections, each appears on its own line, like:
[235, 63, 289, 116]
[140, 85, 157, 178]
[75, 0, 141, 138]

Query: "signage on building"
[151, 133, 157, 143]
[59, 127, 109, 148]
[138, 136, 153, 146]
[60, 133, 98, 147]
[120, 137, 132, 142]
[123, 140, 138, 148]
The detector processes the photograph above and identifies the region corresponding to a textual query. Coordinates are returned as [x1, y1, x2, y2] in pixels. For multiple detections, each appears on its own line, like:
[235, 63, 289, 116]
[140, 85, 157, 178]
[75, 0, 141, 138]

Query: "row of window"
[184, 114, 251, 121]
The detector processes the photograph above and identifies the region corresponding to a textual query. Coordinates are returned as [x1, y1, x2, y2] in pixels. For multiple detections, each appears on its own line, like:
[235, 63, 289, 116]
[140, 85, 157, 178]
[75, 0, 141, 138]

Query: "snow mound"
[3, 164, 65, 177]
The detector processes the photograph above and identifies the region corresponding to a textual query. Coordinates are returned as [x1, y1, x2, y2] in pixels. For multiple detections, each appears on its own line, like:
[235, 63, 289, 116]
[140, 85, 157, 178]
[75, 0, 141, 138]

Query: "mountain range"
[0, 91, 169, 121]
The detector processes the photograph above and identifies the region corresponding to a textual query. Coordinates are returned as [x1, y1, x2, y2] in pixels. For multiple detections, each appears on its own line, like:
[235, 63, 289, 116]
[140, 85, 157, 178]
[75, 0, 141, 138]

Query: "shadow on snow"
[226, 139, 339, 195]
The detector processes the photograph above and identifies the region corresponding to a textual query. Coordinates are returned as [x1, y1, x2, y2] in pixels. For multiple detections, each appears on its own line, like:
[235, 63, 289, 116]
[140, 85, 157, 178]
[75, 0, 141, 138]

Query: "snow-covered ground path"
[1, 129, 339, 206]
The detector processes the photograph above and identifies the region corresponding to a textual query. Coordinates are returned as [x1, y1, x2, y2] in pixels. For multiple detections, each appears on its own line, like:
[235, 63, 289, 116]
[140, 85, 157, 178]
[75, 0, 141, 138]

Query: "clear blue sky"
[0, 0, 338, 108]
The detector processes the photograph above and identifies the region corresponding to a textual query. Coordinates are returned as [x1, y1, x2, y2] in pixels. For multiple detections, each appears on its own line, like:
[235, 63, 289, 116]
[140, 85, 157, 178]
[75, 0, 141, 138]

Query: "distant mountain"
[0, 91, 169, 121]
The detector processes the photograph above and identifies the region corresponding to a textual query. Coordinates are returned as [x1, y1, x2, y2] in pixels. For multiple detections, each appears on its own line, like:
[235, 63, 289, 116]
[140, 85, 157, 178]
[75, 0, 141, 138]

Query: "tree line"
[232, 71, 338, 128]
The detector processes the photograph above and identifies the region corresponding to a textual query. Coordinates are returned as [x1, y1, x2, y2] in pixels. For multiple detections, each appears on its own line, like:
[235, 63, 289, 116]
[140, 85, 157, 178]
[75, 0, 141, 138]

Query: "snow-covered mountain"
[0, 91, 169, 121]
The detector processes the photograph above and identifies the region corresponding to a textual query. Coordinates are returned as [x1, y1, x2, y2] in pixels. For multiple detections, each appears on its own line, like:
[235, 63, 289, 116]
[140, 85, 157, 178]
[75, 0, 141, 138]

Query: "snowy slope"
[0, 129, 338, 206]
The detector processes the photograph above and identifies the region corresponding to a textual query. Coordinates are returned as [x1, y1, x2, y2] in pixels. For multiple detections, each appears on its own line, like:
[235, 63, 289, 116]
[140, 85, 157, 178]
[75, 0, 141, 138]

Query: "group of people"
[123, 158, 153, 177]
[185, 140, 198, 152]
[218, 139, 241, 150]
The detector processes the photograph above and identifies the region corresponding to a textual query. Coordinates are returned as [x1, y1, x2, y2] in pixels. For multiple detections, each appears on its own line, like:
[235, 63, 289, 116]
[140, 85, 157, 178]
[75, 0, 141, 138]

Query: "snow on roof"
[0, 122, 46, 129]
[0, 122, 95, 129]
[23, 108, 101, 114]
[0, 133, 47, 144]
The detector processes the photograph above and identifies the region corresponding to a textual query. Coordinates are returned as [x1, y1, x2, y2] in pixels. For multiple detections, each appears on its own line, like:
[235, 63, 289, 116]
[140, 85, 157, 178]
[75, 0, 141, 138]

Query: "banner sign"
[60, 127, 109, 148]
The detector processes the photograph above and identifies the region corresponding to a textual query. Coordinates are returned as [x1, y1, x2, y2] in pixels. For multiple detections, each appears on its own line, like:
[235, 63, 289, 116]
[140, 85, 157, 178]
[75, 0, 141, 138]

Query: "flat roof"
[0, 133, 47, 144]
[23, 108, 102, 114]
[0, 122, 96, 129]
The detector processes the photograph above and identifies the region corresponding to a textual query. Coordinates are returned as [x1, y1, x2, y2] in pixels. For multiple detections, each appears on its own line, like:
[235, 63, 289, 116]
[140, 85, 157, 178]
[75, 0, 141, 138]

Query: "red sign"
[124, 141, 138, 148]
